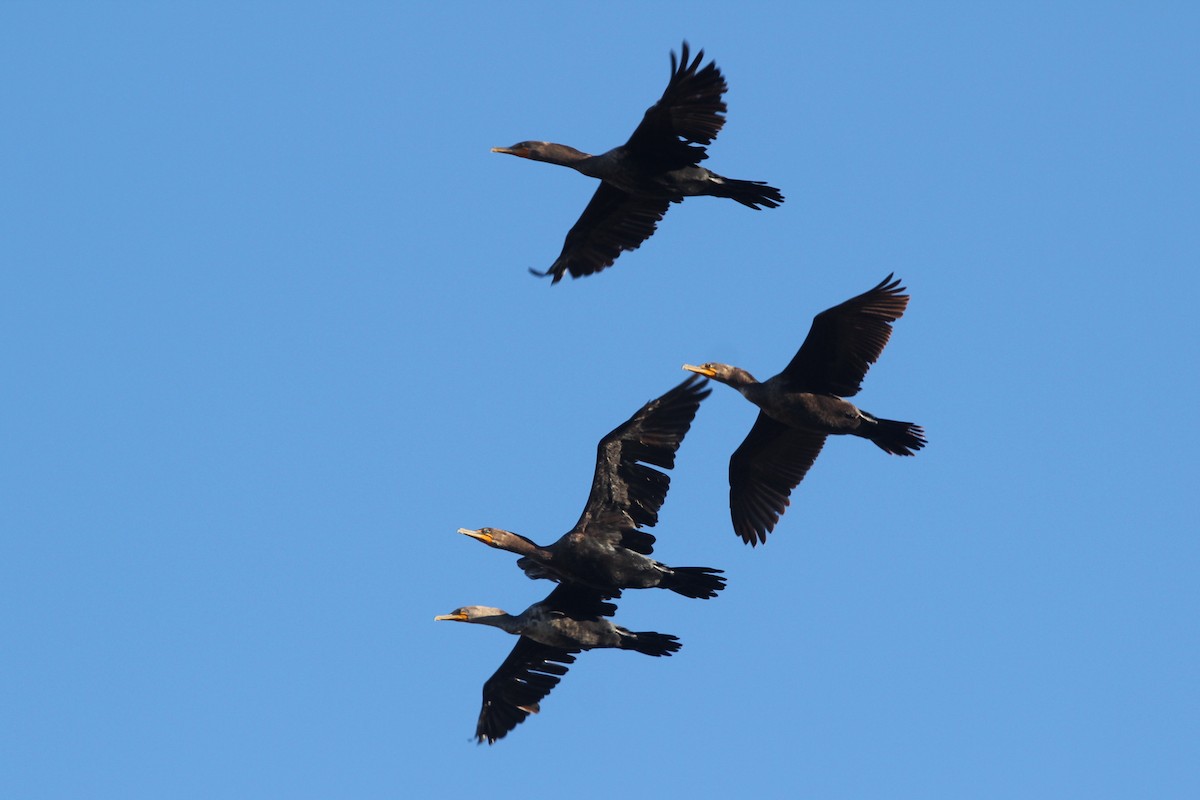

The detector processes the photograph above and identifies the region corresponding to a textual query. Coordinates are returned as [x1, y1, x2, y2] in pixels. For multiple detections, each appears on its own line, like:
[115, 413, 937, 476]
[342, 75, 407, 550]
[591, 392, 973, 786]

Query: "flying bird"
[458, 375, 724, 599]
[492, 41, 784, 283]
[435, 583, 680, 744]
[684, 275, 926, 546]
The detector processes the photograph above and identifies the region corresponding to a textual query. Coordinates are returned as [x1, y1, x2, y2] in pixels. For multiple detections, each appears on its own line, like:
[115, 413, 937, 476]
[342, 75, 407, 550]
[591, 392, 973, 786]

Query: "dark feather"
[624, 41, 729, 169]
[729, 414, 828, 546]
[574, 375, 711, 538]
[778, 274, 910, 397]
[476, 638, 578, 745]
[536, 184, 670, 282]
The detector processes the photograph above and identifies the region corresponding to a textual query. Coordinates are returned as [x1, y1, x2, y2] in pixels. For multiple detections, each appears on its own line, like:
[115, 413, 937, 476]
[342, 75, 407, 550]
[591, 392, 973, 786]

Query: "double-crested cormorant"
[459, 376, 724, 599]
[492, 42, 784, 283]
[684, 275, 926, 546]
[436, 583, 680, 744]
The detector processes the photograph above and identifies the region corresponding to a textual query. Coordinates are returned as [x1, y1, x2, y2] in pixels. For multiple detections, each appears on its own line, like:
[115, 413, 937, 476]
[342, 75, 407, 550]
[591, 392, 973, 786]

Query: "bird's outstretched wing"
[729, 412, 828, 546]
[570, 376, 711, 548]
[538, 583, 620, 620]
[474, 583, 616, 744]
[778, 274, 910, 397]
[623, 41, 728, 169]
[476, 637, 578, 745]
[533, 183, 670, 282]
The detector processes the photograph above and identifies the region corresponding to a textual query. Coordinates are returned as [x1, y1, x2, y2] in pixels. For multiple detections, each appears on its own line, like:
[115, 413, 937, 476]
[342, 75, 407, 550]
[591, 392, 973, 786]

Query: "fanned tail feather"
[662, 567, 726, 599]
[866, 418, 927, 456]
[621, 631, 682, 657]
[710, 177, 784, 209]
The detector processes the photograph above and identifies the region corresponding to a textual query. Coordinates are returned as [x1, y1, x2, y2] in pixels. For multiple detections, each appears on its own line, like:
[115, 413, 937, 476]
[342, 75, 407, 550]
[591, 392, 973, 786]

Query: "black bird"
[492, 42, 783, 283]
[684, 275, 926, 546]
[435, 583, 680, 744]
[458, 376, 724, 599]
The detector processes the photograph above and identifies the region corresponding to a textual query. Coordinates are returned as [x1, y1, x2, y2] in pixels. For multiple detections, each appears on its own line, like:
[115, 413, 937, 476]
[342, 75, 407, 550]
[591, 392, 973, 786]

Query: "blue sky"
[3, 3, 1198, 798]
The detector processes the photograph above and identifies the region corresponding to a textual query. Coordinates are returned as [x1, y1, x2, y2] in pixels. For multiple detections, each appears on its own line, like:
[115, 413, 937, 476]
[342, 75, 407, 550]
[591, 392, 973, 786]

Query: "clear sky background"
[3, 3, 1198, 798]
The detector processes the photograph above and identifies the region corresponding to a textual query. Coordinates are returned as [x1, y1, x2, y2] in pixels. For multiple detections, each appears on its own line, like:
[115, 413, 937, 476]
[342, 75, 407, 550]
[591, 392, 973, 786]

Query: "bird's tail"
[661, 567, 726, 599]
[710, 177, 784, 209]
[862, 416, 927, 456]
[619, 631, 682, 657]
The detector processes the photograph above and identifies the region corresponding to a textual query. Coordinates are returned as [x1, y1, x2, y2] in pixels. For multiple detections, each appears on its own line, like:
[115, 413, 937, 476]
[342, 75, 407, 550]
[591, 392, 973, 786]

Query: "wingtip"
[528, 266, 561, 283]
[735, 523, 771, 547]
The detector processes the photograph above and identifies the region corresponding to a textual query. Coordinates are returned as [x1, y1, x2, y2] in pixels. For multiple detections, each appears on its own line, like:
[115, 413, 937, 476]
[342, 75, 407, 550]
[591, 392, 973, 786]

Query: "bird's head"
[683, 362, 755, 388]
[457, 527, 499, 546]
[491, 141, 589, 166]
[453, 525, 520, 551]
[434, 605, 507, 624]
[457, 527, 539, 555]
[490, 141, 542, 159]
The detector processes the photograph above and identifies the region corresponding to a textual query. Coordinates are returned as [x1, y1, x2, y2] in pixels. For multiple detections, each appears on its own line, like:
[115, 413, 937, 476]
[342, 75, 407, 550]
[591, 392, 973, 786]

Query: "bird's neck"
[495, 530, 553, 561]
[741, 383, 771, 407]
[530, 142, 595, 169]
[722, 369, 764, 401]
[474, 612, 522, 634]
